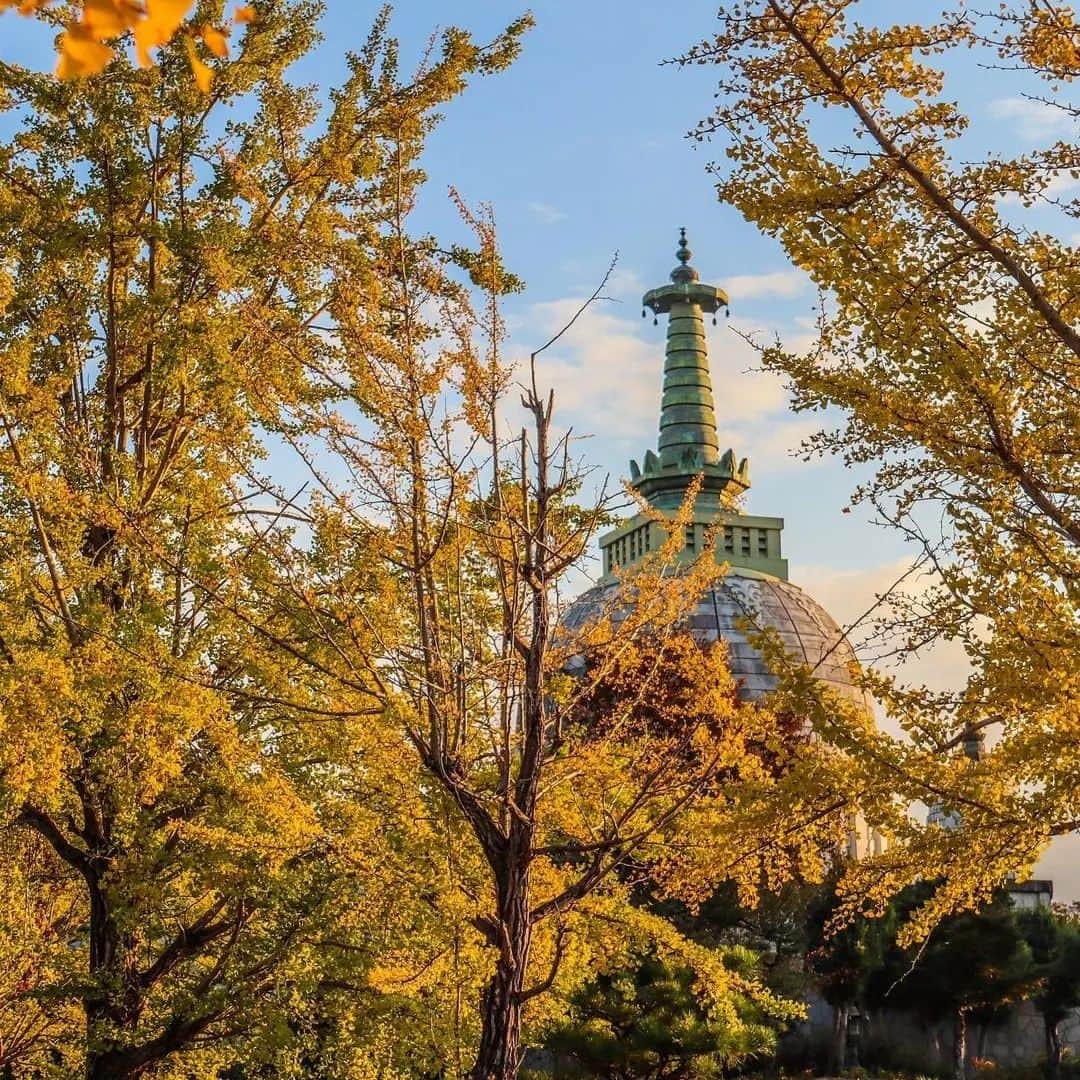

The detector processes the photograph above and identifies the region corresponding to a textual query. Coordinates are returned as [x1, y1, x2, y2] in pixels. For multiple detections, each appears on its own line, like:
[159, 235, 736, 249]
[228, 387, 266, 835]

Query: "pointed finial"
[671, 226, 699, 284]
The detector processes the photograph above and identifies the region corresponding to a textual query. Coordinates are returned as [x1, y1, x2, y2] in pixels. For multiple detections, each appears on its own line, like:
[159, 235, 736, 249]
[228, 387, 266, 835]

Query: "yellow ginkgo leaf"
[57, 22, 114, 79]
[80, 0, 138, 38]
[184, 34, 214, 92]
[147, 0, 195, 33]
[200, 24, 229, 59]
[134, 0, 194, 67]
[234, 5, 255, 23]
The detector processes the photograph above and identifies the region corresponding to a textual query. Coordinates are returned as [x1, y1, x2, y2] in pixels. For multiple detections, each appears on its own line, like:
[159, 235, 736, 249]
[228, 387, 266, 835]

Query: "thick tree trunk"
[85, 989, 142, 1079]
[471, 856, 533, 1080]
[1046, 1016, 1063, 1080]
[84, 883, 144, 1080]
[827, 1004, 848, 1072]
[472, 956, 526, 1079]
[952, 1011, 967, 1080]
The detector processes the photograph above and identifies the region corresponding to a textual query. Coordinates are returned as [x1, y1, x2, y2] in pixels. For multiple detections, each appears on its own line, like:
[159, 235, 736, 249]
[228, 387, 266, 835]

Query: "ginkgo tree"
[244, 135, 851, 1076]
[0, 3, 536, 1076]
[682, 0, 1080, 937]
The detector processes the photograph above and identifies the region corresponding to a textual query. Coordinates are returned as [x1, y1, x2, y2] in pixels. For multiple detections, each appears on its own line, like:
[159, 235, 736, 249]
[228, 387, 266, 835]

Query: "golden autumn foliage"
[0, 2, 339, 1065]
[1, 0, 257, 85]
[242, 145, 850, 1068]
[0, 5, 551, 1076]
[0, 1, 916, 1075]
[0, 834, 82, 1074]
[682, 0, 1080, 940]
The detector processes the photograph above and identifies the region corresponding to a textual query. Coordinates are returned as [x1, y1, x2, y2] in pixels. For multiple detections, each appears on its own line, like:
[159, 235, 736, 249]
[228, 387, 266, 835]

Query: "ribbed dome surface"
[563, 569, 868, 708]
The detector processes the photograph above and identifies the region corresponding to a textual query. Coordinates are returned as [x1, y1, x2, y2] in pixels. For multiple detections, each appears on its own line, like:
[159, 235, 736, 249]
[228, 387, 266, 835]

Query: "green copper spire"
[599, 229, 787, 582]
[630, 229, 750, 513]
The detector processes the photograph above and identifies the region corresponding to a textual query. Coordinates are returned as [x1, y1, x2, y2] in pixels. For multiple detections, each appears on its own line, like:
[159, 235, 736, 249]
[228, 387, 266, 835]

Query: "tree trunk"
[1046, 1016, 1063, 1080]
[84, 883, 143, 1080]
[828, 1004, 848, 1073]
[471, 857, 533, 1080]
[85, 888, 119, 1080]
[952, 1011, 967, 1080]
[472, 959, 526, 1080]
[85, 991, 142, 1079]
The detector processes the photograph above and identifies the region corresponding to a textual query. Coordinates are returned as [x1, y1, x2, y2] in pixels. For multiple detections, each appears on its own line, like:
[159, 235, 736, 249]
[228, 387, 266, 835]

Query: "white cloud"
[999, 168, 1080, 206]
[792, 558, 971, 698]
[960, 295, 996, 337]
[512, 296, 810, 473]
[527, 201, 567, 225]
[726, 415, 821, 471]
[723, 269, 809, 301]
[518, 298, 660, 440]
[988, 96, 1076, 140]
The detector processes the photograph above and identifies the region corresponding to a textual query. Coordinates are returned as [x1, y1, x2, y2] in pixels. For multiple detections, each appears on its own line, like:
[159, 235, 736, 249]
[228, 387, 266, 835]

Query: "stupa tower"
[566, 229, 882, 855]
[599, 230, 787, 582]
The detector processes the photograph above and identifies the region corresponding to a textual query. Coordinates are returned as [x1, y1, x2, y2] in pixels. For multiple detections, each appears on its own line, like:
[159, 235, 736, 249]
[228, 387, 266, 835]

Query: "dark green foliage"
[868, 888, 1034, 1021]
[800, 880, 906, 1071]
[1020, 906, 1080, 1026]
[534, 950, 776, 1079]
[805, 880, 897, 1014]
[1018, 906, 1080, 1078]
[863, 888, 1036, 1079]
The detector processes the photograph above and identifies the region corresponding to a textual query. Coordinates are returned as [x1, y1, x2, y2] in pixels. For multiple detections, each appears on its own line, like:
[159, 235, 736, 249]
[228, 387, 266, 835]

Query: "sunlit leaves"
[0, 6, 550, 1072]
[3, 0, 259, 86]
[54, 19, 114, 78]
[0, 3, 424, 1072]
[182, 31, 212, 89]
[682, 0, 1080, 938]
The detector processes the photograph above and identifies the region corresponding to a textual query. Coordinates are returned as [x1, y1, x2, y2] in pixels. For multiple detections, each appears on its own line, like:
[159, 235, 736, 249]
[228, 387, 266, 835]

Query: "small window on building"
[685, 525, 696, 552]
[758, 532, 768, 555]
[723, 526, 734, 553]
[740, 529, 751, 556]
[645, 528, 651, 552]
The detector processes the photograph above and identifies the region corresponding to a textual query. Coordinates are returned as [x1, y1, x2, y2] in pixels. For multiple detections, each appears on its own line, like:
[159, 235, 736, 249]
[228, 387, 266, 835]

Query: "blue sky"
[7, 0, 1078, 893]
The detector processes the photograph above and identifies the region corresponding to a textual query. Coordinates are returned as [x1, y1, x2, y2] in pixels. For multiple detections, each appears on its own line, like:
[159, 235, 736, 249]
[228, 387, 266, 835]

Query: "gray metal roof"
[563, 569, 868, 708]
